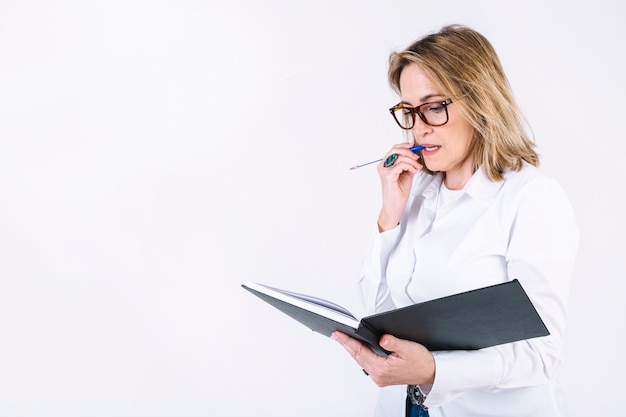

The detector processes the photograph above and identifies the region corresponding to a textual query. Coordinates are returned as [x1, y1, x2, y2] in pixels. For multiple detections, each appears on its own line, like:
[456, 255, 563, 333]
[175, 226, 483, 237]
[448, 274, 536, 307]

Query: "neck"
[443, 170, 473, 190]
[443, 152, 476, 190]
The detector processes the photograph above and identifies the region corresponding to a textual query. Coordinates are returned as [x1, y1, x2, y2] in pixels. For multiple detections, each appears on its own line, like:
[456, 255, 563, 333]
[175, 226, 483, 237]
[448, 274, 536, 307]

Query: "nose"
[411, 114, 433, 139]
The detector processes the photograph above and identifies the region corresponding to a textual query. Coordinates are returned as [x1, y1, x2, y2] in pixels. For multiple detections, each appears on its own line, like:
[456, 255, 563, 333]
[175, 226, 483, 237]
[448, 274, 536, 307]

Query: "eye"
[424, 103, 444, 114]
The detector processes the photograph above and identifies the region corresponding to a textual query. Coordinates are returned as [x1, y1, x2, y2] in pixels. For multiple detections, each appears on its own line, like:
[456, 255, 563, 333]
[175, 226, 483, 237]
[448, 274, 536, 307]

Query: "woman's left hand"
[331, 331, 435, 387]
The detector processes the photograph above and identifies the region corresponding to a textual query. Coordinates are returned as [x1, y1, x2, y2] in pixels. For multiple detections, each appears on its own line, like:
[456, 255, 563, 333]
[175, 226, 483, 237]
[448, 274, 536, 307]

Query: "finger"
[382, 153, 398, 168]
[379, 157, 422, 172]
[331, 332, 377, 370]
[379, 334, 403, 353]
[380, 334, 424, 359]
[392, 143, 422, 158]
[383, 151, 419, 167]
[331, 331, 364, 357]
[378, 334, 436, 385]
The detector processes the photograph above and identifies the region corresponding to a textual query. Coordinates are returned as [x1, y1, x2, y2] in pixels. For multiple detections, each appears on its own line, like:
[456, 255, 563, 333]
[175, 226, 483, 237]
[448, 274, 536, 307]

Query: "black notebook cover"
[243, 279, 549, 357]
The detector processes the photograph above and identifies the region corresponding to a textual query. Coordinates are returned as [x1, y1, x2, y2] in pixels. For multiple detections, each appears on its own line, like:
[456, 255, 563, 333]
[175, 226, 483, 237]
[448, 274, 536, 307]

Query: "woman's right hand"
[376, 143, 423, 232]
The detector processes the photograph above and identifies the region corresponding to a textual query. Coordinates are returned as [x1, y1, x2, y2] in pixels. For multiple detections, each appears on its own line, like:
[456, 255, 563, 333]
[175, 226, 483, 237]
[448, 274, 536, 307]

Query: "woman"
[331, 25, 579, 417]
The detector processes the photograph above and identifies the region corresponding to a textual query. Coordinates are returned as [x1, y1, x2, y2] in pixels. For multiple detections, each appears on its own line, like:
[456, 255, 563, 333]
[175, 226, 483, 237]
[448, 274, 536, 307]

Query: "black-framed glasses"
[389, 99, 453, 129]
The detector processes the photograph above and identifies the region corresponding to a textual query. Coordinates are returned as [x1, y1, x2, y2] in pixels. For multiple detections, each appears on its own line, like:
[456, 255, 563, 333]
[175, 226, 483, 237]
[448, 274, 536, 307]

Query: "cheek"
[449, 124, 475, 154]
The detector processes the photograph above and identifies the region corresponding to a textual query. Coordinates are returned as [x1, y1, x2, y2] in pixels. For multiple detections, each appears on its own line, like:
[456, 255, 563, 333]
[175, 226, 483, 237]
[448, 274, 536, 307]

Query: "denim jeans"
[406, 396, 429, 417]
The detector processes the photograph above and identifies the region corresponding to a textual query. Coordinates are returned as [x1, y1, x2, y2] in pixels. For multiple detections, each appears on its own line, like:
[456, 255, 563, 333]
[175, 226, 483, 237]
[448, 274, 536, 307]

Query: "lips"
[420, 144, 441, 152]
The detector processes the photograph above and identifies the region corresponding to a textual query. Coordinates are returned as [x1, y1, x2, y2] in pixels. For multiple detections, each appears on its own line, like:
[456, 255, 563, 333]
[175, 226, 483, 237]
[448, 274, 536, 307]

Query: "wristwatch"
[407, 384, 428, 410]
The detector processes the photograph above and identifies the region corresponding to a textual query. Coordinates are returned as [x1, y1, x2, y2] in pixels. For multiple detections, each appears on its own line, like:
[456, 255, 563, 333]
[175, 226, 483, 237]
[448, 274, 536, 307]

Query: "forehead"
[399, 63, 444, 104]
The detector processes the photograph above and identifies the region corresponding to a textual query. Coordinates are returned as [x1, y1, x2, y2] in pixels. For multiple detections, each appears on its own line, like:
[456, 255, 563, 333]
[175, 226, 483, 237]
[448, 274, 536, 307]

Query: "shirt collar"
[464, 167, 505, 200]
[420, 173, 444, 201]
[420, 167, 504, 201]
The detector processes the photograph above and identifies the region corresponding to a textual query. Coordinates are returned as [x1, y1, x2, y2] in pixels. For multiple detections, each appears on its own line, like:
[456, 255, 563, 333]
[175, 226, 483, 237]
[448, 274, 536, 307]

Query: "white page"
[243, 281, 361, 328]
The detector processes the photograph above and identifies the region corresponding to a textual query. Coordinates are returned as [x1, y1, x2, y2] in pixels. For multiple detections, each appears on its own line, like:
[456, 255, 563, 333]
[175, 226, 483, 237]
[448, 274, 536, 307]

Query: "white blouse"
[358, 163, 579, 417]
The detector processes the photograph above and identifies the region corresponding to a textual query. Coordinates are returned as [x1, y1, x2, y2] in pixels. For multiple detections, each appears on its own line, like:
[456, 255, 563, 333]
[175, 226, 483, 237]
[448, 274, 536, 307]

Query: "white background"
[0, 0, 624, 416]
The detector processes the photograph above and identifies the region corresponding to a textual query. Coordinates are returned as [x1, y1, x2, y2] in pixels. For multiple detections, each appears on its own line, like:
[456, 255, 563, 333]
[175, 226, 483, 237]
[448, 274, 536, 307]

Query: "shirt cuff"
[424, 349, 503, 408]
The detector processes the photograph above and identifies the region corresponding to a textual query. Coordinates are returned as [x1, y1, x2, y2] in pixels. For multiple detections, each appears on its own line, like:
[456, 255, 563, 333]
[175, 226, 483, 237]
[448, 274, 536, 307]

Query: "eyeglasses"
[389, 99, 453, 129]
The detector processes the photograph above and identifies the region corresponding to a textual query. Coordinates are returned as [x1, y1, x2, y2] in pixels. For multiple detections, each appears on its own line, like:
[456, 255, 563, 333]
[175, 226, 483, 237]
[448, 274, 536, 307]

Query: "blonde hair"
[388, 24, 539, 180]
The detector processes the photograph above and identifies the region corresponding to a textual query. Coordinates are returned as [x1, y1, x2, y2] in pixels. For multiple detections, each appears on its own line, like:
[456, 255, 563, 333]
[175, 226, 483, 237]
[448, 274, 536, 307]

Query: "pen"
[349, 145, 425, 170]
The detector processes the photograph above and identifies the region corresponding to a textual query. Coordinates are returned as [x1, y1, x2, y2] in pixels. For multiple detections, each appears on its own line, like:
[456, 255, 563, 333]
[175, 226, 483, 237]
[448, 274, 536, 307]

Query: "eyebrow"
[401, 94, 445, 106]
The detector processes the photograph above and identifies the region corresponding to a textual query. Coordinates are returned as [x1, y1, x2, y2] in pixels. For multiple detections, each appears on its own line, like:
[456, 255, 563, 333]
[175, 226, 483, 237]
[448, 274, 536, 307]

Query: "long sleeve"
[357, 225, 401, 315]
[424, 174, 579, 409]
[359, 166, 579, 416]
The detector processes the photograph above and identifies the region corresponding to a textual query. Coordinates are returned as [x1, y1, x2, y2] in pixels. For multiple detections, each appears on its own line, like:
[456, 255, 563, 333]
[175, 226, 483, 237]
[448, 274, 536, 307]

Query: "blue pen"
[349, 145, 425, 170]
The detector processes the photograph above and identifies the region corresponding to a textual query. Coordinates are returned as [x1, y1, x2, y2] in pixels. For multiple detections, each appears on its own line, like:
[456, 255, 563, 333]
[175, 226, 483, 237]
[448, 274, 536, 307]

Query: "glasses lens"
[393, 106, 414, 129]
[420, 102, 448, 126]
